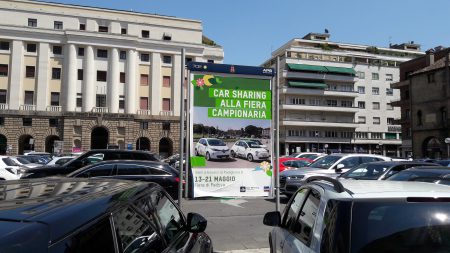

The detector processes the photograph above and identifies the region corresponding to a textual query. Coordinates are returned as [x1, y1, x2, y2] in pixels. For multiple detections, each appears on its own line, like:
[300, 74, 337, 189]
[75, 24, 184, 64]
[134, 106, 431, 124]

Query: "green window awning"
[287, 63, 355, 76]
[288, 81, 328, 89]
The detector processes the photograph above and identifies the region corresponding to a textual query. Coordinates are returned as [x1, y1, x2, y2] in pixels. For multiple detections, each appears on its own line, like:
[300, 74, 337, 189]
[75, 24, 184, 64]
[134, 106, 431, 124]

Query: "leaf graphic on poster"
[266, 170, 272, 177]
[215, 77, 222, 84]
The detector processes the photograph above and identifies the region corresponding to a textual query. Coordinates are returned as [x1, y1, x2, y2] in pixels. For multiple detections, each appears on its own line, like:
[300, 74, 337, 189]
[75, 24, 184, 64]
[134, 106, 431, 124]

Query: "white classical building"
[0, 0, 223, 155]
[263, 33, 424, 156]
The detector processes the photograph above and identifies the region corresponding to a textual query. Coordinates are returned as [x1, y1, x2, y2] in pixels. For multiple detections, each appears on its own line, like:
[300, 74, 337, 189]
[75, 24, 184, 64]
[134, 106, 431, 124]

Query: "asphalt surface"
[181, 196, 289, 252]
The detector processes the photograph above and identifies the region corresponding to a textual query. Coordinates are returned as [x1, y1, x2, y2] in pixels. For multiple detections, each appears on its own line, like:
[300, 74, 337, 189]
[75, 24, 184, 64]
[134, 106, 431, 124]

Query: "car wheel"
[206, 152, 211, 161]
[231, 150, 236, 158]
[195, 149, 199, 156]
[247, 154, 254, 162]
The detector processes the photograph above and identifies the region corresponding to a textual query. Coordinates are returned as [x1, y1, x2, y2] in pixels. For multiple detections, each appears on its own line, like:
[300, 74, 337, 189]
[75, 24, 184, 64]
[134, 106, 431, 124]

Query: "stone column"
[125, 49, 137, 114]
[151, 52, 161, 115]
[36, 42, 50, 111]
[62, 44, 77, 112]
[108, 48, 119, 113]
[83, 45, 95, 112]
[8, 40, 24, 110]
[172, 54, 181, 116]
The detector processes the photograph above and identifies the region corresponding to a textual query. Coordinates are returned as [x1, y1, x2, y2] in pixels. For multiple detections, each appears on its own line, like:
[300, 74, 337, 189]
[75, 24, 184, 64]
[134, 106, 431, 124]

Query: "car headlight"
[287, 175, 304, 180]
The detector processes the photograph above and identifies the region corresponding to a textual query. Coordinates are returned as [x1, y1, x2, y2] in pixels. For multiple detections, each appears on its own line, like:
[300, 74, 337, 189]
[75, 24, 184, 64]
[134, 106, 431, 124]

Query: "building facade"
[263, 33, 423, 157]
[0, 0, 223, 156]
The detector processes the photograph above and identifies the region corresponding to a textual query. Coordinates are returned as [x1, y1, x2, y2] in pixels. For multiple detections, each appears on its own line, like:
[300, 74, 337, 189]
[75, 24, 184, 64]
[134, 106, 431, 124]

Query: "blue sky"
[45, 0, 449, 66]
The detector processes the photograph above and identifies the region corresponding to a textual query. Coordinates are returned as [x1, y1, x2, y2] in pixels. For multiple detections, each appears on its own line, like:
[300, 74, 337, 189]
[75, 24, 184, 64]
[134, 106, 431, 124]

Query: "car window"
[117, 164, 149, 175]
[16, 157, 31, 164]
[339, 157, 361, 168]
[283, 188, 308, 229]
[361, 157, 383, 163]
[149, 190, 185, 243]
[113, 206, 164, 253]
[56, 158, 72, 165]
[2, 158, 18, 166]
[77, 164, 115, 178]
[293, 189, 321, 246]
[148, 167, 171, 175]
[282, 161, 291, 167]
[292, 160, 310, 168]
[383, 165, 406, 179]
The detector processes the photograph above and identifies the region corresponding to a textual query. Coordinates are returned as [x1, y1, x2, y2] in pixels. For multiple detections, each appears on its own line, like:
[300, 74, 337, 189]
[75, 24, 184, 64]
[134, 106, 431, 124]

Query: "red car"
[278, 157, 313, 172]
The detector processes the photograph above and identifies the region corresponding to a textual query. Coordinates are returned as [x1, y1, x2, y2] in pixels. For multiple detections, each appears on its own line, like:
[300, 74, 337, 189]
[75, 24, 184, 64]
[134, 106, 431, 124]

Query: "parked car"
[45, 156, 75, 166]
[386, 166, 450, 182]
[279, 154, 391, 197]
[67, 160, 181, 199]
[279, 157, 313, 172]
[22, 150, 159, 178]
[287, 152, 325, 161]
[230, 140, 270, 162]
[9, 156, 42, 168]
[195, 138, 230, 161]
[24, 152, 52, 163]
[264, 177, 450, 253]
[435, 159, 450, 166]
[0, 156, 21, 180]
[339, 161, 439, 180]
[17, 155, 47, 165]
[0, 178, 212, 253]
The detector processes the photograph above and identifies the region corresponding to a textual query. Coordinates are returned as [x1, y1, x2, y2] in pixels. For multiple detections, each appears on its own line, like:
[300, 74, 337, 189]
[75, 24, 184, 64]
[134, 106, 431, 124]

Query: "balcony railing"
[159, 111, 174, 117]
[46, 105, 62, 112]
[20, 104, 36, 111]
[0, 103, 8, 110]
[137, 109, 152, 116]
[91, 107, 109, 113]
[283, 118, 356, 124]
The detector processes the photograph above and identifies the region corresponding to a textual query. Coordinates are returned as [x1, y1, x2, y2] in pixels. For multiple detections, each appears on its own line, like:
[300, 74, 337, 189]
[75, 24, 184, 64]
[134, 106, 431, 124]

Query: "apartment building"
[263, 32, 423, 157]
[0, 0, 223, 156]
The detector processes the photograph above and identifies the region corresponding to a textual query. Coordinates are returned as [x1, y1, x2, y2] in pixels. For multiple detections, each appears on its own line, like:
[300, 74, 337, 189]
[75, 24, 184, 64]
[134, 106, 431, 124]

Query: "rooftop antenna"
[324, 28, 329, 34]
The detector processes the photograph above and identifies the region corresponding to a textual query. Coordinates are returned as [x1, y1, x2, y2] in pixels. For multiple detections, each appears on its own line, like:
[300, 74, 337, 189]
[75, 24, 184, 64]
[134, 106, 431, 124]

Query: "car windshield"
[308, 155, 341, 169]
[343, 164, 390, 180]
[300, 154, 319, 160]
[351, 200, 450, 253]
[388, 170, 450, 181]
[208, 139, 226, 146]
[247, 142, 262, 148]
[2, 158, 18, 166]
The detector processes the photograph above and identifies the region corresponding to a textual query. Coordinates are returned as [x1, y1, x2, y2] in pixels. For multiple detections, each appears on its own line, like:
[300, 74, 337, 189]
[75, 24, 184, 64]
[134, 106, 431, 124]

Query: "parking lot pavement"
[182, 197, 288, 252]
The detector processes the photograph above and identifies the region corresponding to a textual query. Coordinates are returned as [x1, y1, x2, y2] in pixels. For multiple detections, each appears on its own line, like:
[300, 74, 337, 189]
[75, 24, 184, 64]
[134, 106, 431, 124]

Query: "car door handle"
[280, 241, 284, 249]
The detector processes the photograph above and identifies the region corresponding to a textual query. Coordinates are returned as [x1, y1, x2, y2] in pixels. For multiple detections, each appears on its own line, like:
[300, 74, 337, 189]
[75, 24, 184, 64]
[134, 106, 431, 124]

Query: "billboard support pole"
[185, 68, 191, 199]
[275, 56, 280, 212]
[178, 48, 186, 206]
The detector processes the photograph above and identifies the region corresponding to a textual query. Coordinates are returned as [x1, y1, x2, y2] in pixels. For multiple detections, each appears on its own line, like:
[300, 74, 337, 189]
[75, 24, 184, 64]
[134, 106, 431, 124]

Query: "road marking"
[219, 199, 248, 208]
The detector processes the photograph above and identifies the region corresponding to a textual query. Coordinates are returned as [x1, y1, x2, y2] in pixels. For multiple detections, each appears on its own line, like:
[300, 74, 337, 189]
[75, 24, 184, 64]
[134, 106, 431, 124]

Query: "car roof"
[355, 161, 436, 167]
[84, 159, 170, 167]
[0, 178, 159, 241]
[402, 167, 450, 173]
[315, 179, 450, 199]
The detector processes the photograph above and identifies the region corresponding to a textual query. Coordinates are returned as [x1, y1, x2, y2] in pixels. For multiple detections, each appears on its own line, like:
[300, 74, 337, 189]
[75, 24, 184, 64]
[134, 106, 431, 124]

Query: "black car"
[0, 178, 212, 253]
[67, 160, 181, 198]
[340, 161, 439, 180]
[22, 149, 159, 178]
[387, 166, 450, 182]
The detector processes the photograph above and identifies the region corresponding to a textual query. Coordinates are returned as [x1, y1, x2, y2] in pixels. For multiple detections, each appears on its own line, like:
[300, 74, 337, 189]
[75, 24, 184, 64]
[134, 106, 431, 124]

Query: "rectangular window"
[140, 121, 149, 130]
[140, 97, 148, 110]
[25, 66, 35, 78]
[23, 118, 32, 126]
[163, 33, 172, 41]
[0, 90, 6, 104]
[53, 45, 62, 55]
[163, 98, 170, 111]
[98, 26, 109, 33]
[0, 64, 7, 77]
[291, 98, 305, 105]
[358, 116, 366, 124]
[358, 86, 365, 94]
[0, 41, 10, 51]
[28, 18, 37, 27]
[120, 50, 126, 60]
[325, 131, 338, 138]
[386, 74, 393, 81]
[49, 118, 59, 127]
[373, 117, 381, 124]
[207, 59, 214, 63]
[163, 76, 171, 87]
[97, 49, 108, 58]
[309, 130, 320, 138]
[52, 68, 61, 79]
[51, 92, 60, 106]
[357, 71, 365, 79]
[141, 53, 150, 62]
[96, 94, 106, 107]
[97, 71, 107, 82]
[140, 74, 149, 85]
[372, 73, 379, 80]
[79, 23, 86, 30]
[387, 103, 394, 110]
[76, 93, 82, 107]
[371, 133, 382, 139]
[0, 117, 4, 126]
[386, 88, 394, 96]
[162, 122, 170, 131]
[326, 99, 337, 107]
[24, 91, 34, 105]
[309, 98, 321, 106]
[372, 87, 379, 95]
[78, 47, 85, 56]
[185, 57, 193, 62]
[355, 132, 368, 139]
[358, 101, 365, 109]
[387, 118, 394, 125]
[27, 43, 37, 53]
[77, 69, 83, 80]
[163, 55, 172, 64]
[120, 72, 125, 83]
[142, 30, 149, 38]
[54, 21, 63, 30]
[341, 100, 353, 107]
[341, 132, 353, 138]
[119, 95, 125, 109]
[373, 102, 380, 110]
[121, 28, 127, 35]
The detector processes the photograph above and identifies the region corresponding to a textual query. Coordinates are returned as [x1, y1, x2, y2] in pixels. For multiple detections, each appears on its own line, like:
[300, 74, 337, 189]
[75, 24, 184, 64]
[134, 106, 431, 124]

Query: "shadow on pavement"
[264, 196, 290, 205]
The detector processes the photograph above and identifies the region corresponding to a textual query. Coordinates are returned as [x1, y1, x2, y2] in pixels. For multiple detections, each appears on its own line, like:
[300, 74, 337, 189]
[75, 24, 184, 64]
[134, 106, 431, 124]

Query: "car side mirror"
[186, 212, 207, 233]
[263, 211, 281, 227]
[335, 164, 345, 173]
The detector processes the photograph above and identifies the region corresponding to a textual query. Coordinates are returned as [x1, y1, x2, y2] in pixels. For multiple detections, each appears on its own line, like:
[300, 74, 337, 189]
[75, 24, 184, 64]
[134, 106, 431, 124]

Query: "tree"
[245, 125, 260, 138]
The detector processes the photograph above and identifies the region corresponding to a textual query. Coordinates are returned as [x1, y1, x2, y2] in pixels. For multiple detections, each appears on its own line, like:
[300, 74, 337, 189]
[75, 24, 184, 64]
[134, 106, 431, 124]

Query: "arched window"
[440, 107, 447, 126]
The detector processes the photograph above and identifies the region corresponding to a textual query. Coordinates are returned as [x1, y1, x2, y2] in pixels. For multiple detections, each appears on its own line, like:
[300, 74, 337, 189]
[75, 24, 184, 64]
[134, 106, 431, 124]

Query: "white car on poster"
[195, 138, 230, 161]
[231, 140, 270, 162]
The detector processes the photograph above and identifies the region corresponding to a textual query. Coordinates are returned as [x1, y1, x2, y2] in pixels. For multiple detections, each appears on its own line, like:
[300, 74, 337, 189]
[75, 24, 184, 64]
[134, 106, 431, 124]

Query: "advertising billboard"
[187, 62, 275, 197]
